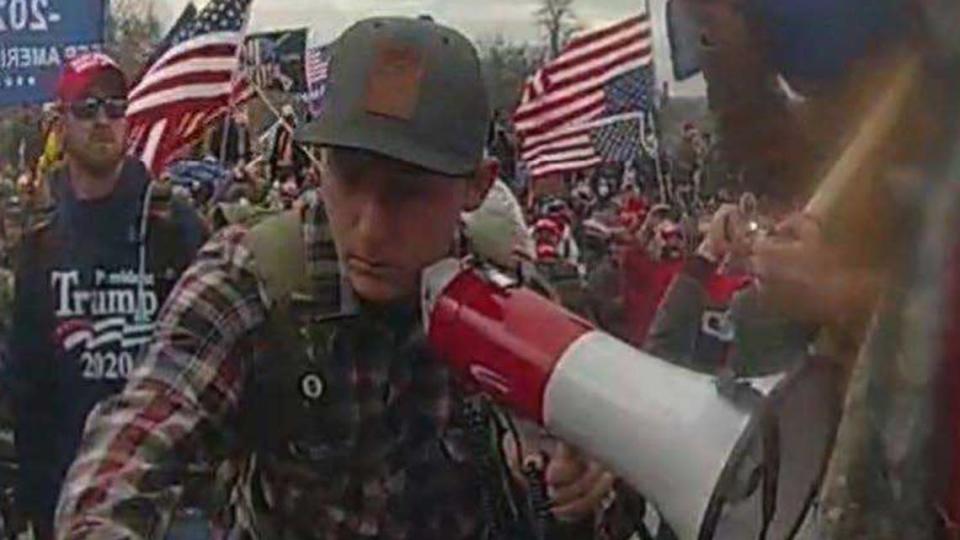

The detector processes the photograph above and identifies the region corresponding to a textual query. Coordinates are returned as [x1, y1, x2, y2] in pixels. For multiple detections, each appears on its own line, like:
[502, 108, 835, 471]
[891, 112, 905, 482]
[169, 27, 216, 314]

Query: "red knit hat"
[57, 53, 128, 102]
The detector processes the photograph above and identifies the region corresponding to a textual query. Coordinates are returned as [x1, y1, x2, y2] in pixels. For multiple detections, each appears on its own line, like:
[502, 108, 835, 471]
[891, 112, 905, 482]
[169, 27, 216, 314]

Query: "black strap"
[462, 396, 560, 540]
[758, 416, 781, 540]
[461, 398, 508, 539]
[700, 377, 781, 540]
[522, 454, 552, 540]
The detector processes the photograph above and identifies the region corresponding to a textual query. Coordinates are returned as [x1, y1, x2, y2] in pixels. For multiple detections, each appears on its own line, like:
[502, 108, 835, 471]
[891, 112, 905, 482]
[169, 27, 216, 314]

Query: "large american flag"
[127, 0, 254, 174]
[514, 14, 655, 178]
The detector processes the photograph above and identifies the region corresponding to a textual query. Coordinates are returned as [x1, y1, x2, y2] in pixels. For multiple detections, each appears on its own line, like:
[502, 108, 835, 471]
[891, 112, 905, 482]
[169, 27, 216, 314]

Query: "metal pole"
[655, 149, 667, 203]
[221, 9, 254, 166]
[646, 111, 668, 203]
[643, 0, 668, 203]
[218, 107, 232, 164]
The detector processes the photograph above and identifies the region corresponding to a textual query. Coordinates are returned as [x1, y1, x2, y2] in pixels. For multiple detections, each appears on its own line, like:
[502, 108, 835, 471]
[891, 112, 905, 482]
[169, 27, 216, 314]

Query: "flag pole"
[218, 110, 233, 164]
[221, 8, 254, 166]
[649, 112, 668, 203]
[640, 110, 668, 203]
[643, 0, 668, 203]
[219, 80, 239, 164]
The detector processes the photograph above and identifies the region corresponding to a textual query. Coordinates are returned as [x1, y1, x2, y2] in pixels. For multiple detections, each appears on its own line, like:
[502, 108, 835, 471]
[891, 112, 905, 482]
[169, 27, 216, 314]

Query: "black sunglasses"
[68, 97, 128, 120]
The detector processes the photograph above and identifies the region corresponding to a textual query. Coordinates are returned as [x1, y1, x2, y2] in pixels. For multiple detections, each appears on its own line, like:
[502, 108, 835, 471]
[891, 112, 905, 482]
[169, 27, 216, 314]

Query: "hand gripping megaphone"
[422, 259, 842, 540]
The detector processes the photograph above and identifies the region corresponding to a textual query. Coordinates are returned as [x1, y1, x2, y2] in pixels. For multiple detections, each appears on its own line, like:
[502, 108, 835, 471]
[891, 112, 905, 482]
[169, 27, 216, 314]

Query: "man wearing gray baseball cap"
[55, 17, 626, 540]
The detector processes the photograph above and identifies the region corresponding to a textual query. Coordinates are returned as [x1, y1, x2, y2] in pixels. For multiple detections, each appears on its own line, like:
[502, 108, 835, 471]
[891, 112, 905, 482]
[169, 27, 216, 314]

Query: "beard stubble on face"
[63, 121, 126, 178]
[322, 185, 463, 307]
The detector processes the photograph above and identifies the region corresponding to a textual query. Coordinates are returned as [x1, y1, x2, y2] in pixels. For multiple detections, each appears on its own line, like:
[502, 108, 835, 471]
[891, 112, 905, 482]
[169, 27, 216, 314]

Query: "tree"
[478, 37, 545, 114]
[105, 0, 164, 78]
[535, 0, 579, 59]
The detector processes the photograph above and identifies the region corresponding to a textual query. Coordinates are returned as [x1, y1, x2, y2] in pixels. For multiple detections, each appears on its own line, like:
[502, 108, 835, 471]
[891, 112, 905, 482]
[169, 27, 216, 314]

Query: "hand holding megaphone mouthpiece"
[422, 259, 842, 540]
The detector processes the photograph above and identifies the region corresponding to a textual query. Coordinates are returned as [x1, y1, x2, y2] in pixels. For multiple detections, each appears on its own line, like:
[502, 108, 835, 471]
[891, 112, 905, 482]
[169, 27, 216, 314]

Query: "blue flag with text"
[0, 0, 107, 107]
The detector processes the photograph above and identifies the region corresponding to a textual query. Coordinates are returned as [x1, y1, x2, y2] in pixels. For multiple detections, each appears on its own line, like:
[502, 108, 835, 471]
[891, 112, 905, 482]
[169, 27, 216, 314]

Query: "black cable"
[463, 398, 508, 540]
[522, 455, 552, 540]
[758, 419, 781, 540]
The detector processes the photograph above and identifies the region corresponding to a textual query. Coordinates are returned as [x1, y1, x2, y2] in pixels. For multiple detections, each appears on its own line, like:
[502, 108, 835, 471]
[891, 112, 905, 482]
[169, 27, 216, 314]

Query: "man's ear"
[463, 157, 498, 212]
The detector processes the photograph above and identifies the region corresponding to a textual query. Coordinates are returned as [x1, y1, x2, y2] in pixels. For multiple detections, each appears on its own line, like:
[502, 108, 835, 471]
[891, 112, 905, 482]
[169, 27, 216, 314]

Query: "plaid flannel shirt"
[54, 198, 652, 540]
[53, 201, 489, 539]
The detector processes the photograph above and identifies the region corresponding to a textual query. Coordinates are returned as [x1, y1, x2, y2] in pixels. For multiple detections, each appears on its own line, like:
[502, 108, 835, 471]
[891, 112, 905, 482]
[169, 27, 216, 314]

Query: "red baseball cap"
[57, 53, 128, 102]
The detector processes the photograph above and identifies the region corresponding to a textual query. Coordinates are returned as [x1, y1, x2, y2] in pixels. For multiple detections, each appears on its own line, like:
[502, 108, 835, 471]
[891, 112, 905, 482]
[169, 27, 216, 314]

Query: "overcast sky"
[155, 0, 704, 95]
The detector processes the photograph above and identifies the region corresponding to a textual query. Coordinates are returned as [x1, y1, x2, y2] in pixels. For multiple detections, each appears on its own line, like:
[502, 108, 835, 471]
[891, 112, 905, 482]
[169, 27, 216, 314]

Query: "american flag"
[127, 0, 254, 174]
[305, 45, 330, 118]
[514, 14, 655, 178]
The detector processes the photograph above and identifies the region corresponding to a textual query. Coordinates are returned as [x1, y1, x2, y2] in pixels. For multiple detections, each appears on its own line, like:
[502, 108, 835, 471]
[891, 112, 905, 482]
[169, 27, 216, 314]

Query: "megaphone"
[422, 259, 842, 540]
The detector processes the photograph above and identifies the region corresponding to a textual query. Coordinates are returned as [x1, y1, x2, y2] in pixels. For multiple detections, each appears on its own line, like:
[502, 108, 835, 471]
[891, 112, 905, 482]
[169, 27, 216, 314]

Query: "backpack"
[236, 210, 569, 539]
[241, 208, 312, 304]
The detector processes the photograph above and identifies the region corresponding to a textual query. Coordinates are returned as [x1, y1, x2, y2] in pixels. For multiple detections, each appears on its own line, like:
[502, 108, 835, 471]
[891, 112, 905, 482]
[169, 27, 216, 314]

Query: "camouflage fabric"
[209, 202, 279, 231]
[817, 166, 959, 539]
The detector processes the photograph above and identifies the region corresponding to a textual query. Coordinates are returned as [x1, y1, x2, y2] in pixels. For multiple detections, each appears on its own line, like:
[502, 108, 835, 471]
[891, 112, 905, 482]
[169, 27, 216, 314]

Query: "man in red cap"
[52, 53, 130, 194]
[4, 52, 206, 539]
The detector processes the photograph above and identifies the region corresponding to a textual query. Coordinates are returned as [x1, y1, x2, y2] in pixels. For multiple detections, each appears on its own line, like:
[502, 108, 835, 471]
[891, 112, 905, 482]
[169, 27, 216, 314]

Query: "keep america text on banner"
[0, 0, 107, 107]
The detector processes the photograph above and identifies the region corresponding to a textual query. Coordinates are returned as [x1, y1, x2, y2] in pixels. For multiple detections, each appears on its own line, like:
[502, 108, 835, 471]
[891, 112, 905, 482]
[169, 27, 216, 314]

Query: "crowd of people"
[0, 72, 752, 374]
[0, 32, 810, 540]
[0, 1, 953, 539]
[0, 19, 695, 540]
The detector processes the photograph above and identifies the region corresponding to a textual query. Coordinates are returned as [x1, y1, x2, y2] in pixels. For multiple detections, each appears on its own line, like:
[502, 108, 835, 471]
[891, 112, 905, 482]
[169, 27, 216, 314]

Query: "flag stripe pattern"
[305, 45, 330, 118]
[128, 0, 254, 174]
[514, 14, 654, 178]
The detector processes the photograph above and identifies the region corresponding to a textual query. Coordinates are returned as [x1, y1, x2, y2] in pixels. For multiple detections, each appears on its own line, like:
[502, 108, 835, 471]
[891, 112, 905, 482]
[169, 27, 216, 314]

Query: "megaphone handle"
[462, 397, 514, 539]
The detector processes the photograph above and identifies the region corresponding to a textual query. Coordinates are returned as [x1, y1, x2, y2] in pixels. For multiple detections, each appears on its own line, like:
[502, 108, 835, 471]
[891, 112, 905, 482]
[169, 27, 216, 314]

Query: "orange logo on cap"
[365, 40, 425, 120]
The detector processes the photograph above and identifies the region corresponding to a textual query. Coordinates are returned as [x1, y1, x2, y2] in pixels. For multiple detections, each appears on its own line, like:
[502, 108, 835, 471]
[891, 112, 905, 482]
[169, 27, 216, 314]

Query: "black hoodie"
[6, 157, 206, 532]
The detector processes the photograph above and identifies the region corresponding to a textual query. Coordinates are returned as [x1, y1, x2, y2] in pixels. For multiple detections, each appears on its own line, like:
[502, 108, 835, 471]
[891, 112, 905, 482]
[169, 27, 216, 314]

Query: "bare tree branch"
[105, 0, 163, 77]
[534, 0, 577, 59]
[477, 37, 545, 113]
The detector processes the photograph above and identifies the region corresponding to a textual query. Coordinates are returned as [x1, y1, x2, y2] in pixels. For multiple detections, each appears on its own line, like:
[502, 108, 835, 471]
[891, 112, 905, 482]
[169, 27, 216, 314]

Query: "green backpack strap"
[243, 209, 312, 305]
[212, 202, 279, 230]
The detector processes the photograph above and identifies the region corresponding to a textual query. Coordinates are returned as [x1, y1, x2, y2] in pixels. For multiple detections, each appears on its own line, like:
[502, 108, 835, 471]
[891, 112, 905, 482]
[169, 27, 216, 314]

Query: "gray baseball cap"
[296, 17, 491, 176]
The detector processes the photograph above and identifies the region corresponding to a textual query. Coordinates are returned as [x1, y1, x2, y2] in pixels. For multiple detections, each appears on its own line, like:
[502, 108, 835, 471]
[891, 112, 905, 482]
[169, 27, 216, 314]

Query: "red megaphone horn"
[421, 259, 841, 540]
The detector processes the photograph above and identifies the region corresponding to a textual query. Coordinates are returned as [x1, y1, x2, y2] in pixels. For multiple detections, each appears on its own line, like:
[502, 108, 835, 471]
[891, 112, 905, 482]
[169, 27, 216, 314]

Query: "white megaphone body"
[421, 259, 842, 540]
